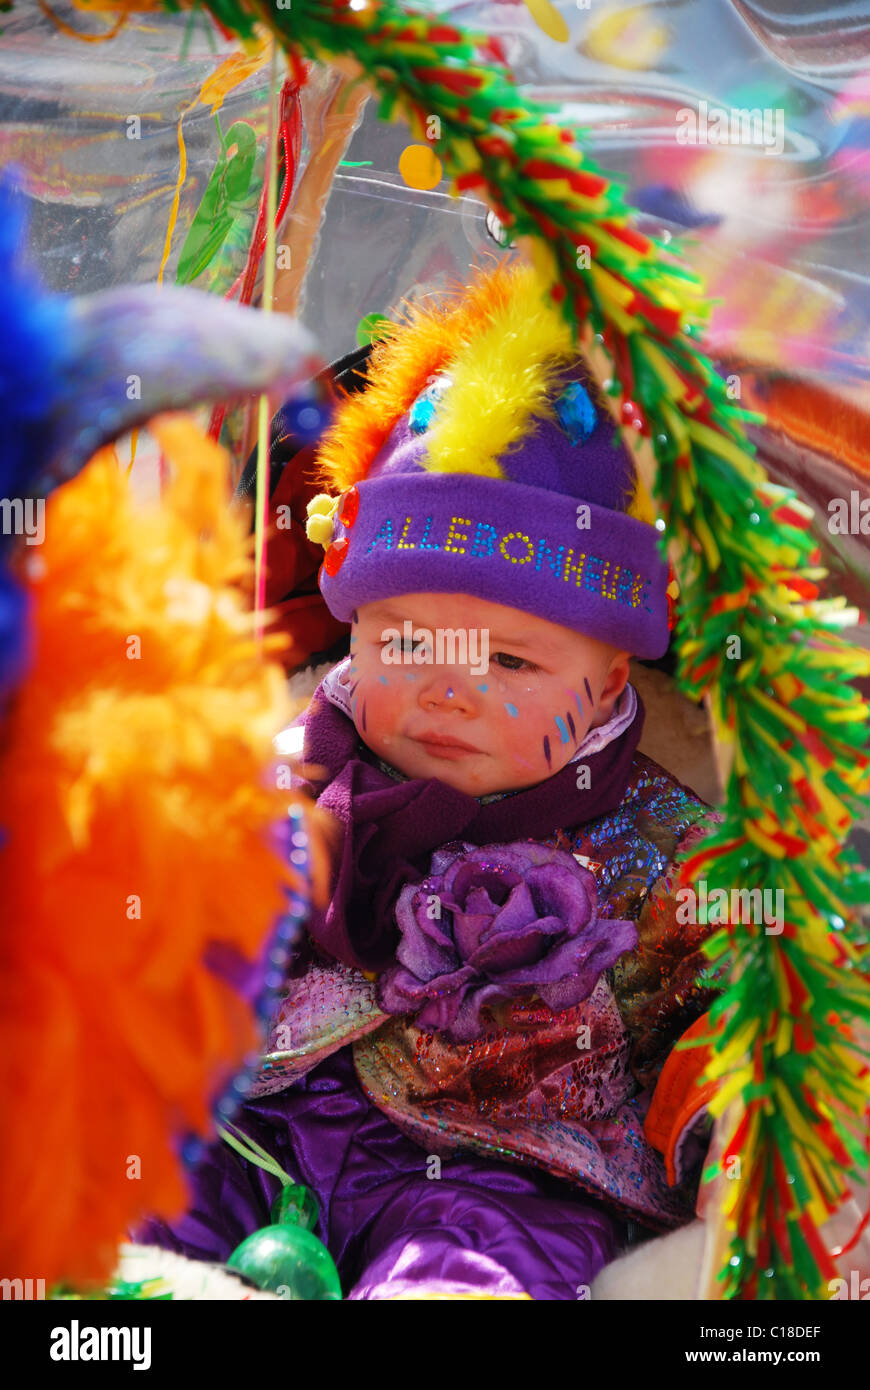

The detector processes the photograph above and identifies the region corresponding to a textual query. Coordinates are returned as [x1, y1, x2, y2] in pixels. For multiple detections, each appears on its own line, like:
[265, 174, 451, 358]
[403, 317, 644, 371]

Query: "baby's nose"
[418, 673, 476, 714]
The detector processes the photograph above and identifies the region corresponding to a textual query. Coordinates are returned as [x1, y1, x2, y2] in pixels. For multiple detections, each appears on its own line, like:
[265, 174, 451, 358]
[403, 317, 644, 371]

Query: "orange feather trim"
[756, 377, 870, 480]
[0, 416, 316, 1290]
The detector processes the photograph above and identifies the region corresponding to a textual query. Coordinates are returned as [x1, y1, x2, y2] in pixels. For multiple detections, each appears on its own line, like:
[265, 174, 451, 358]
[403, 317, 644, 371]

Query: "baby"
[347, 591, 630, 798]
[139, 262, 720, 1299]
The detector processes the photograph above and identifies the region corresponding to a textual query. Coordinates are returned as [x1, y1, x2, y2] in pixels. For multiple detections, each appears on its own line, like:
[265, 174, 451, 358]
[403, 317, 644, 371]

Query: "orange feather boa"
[0, 416, 305, 1289]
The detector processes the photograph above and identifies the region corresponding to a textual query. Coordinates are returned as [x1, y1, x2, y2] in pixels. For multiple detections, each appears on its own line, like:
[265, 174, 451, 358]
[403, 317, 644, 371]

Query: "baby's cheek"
[496, 717, 542, 774]
[349, 669, 407, 748]
[494, 686, 593, 773]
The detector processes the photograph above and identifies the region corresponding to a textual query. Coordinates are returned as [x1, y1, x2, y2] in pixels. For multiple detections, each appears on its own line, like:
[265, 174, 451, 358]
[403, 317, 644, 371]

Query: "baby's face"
[347, 592, 630, 796]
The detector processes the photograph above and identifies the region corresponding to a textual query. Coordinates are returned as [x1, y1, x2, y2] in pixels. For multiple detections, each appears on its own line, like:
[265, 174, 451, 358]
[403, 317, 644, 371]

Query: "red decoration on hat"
[324, 536, 349, 577]
[337, 486, 360, 528]
[666, 562, 679, 631]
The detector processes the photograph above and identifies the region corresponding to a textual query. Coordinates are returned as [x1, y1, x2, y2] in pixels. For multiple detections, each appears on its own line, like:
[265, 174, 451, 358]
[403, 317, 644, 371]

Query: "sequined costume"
[138, 667, 718, 1298]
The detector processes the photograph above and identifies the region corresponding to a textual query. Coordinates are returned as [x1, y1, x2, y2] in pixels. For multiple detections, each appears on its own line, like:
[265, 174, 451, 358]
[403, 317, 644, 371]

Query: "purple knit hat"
[307, 274, 670, 659]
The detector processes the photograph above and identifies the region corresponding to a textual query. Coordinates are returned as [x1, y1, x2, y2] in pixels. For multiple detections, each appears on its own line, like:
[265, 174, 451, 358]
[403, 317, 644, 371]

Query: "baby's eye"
[492, 652, 539, 672]
[377, 636, 428, 654]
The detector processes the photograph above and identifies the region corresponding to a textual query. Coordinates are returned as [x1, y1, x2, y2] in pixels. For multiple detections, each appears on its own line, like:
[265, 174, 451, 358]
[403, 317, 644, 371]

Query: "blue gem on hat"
[554, 381, 597, 446]
[408, 373, 453, 435]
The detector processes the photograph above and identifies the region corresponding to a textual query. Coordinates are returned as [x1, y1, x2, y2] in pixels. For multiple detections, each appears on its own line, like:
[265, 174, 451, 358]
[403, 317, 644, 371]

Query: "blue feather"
[0, 165, 73, 701]
[0, 165, 74, 503]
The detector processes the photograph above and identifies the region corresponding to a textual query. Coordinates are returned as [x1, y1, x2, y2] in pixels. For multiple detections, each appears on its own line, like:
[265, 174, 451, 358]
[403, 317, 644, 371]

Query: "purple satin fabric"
[298, 681, 646, 971]
[135, 1047, 622, 1300]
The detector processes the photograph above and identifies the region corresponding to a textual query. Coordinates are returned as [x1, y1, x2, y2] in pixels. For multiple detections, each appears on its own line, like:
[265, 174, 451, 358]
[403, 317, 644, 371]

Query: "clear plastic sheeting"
[0, 0, 867, 606]
[1, 0, 868, 382]
[0, 4, 253, 295]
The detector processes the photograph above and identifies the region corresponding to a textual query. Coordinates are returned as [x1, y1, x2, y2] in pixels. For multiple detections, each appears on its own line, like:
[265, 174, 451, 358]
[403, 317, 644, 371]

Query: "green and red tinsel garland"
[27, 0, 870, 1299]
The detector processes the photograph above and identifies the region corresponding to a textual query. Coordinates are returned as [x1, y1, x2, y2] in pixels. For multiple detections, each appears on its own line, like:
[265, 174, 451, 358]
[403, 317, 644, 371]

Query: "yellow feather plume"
[424, 263, 576, 477]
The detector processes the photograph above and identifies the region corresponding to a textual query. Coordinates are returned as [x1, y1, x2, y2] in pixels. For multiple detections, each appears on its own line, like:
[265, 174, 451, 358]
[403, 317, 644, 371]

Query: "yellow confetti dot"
[522, 0, 570, 43]
[398, 144, 443, 191]
[584, 3, 669, 72]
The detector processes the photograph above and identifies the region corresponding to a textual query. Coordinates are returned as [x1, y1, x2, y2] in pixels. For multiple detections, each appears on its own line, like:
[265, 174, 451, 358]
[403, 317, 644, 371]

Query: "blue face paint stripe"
[504, 702, 519, 717]
[555, 715, 570, 744]
[542, 734, 551, 767]
[573, 689, 584, 714]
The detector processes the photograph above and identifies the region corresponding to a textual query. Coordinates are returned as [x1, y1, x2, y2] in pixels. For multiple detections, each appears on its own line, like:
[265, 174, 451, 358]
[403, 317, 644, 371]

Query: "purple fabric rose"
[377, 840, 638, 1042]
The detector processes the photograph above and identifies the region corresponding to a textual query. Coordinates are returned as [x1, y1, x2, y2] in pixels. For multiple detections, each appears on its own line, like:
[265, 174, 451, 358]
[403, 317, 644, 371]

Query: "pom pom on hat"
[305, 493, 339, 546]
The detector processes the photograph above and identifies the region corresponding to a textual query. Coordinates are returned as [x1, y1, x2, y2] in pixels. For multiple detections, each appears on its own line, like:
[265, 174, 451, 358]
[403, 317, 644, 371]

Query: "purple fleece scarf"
[295, 681, 646, 972]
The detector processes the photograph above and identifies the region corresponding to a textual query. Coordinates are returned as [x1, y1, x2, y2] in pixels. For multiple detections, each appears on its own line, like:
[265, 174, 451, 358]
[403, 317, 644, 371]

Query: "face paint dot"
[446, 687, 454, 699]
[405, 671, 417, 680]
[504, 702, 519, 717]
[542, 734, 552, 768]
[379, 675, 389, 685]
[584, 677, 593, 704]
[555, 715, 570, 744]
[477, 684, 488, 693]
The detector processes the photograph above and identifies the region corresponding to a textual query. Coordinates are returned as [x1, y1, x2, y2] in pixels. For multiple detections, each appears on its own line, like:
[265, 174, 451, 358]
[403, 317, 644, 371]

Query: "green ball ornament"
[226, 1183, 341, 1300]
[355, 312, 391, 347]
[270, 1183, 319, 1230]
[228, 1225, 342, 1300]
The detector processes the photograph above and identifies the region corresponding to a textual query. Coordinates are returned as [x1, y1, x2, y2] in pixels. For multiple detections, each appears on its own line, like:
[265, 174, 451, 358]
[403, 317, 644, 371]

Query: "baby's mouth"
[409, 731, 483, 759]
